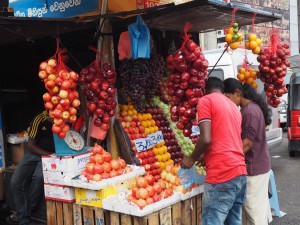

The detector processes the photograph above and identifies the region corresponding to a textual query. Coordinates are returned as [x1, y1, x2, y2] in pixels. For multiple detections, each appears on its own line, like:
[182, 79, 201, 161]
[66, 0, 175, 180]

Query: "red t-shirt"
[197, 92, 247, 184]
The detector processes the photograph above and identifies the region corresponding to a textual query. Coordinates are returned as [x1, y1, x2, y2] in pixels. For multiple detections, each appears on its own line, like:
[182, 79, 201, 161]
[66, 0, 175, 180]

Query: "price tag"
[134, 131, 164, 152]
[191, 126, 200, 136]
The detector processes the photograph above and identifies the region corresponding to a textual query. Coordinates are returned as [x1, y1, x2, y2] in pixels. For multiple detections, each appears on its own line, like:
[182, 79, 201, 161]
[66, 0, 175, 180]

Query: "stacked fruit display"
[127, 175, 174, 209]
[245, 33, 262, 54]
[79, 62, 117, 131]
[166, 37, 208, 137]
[257, 37, 290, 108]
[153, 97, 195, 157]
[237, 67, 258, 88]
[225, 22, 243, 50]
[118, 55, 165, 112]
[137, 149, 161, 181]
[146, 107, 184, 164]
[158, 77, 171, 104]
[39, 58, 81, 138]
[81, 143, 133, 181]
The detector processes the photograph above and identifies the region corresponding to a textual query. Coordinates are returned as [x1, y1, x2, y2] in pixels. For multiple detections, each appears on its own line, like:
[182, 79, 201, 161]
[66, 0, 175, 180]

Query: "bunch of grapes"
[119, 55, 165, 112]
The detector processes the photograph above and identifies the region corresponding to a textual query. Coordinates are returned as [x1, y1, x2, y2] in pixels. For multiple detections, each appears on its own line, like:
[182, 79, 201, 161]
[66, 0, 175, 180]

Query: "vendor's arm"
[28, 137, 50, 156]
[28, 112, 51, 156]
[181, 121, 211, 168]
[242, 138, 253, 154]
[181, 97, 212, 168]
[242, 112, 258, 154]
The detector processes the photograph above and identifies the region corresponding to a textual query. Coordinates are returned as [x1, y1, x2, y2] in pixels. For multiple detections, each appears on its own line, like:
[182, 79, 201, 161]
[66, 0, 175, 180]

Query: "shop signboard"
[137, 0, 161, 9]
[9, 0, 99, 18]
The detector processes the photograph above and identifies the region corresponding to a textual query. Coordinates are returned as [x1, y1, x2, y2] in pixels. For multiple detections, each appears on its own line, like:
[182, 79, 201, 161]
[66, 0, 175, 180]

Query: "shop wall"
[0, 27, 97, 134]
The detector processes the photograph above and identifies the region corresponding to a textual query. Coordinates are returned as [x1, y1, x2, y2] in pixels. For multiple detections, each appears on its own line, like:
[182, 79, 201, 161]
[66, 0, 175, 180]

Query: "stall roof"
[0, 16, 97, 46]
[0, 0, 281, 46]
[105, 0, 282, 32]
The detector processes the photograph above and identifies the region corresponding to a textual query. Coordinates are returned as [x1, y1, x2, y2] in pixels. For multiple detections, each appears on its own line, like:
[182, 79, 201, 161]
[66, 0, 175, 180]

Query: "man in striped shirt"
[8, 111, 54, 225]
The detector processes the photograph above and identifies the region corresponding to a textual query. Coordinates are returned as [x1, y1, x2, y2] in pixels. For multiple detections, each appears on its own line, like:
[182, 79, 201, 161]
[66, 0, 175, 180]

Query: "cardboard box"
[43, 169, 82, 186]
[42, 151, 92, 172]
[75, 186, 116, 208]
[44, 184, 75, 203]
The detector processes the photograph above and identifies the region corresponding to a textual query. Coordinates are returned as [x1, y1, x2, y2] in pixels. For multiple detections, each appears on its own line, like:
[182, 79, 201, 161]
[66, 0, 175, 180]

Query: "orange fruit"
[121, 105, 128, 111]
[228, 27, 234, 35]
[237, 32, 243, 42]
[150, 119, 156, 126]
[230, 42, 239, 50]
[141, 121, 147, 127]
[146, 120, 152, 127]
[153, 126, 159, 132]
[255, 38, 262, 46]
[145, 128, 150, 135]
[149, 127, 155, 134]
[225, 34, 233, 43]
[147, 113, 152, 120]
[249, 41, 258, 50]
[153, 147, 159, 155]
[127, 110, 133, 116]
[248, 33, 257, 41]
[132, 109, 137, 115]
[160, 162, 166, 169]
[250, 71, 257, 79]
[252, 46, 261, 54]
[237, 73, 245, 81]
[244, 71, 251, 79]
[247, 77, 254, 84]
[252, 82, 258, 88]
[245, 41, 251, 50]
[239, 68, 246, 74]
[157, 155, 162, 162]
[142, 114, 148, 121]
[137, 114, 143, 121]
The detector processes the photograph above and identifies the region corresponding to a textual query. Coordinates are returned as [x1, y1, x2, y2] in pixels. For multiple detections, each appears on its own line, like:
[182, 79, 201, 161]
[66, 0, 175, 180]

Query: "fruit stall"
[0, 0, 284, 224]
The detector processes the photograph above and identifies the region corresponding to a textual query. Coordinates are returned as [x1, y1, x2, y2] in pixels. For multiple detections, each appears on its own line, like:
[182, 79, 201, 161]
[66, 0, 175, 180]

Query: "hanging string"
[270, 28, 279, 55]
[251, 13, 257, 33]
[229, 8, 238, 28]
[180, 22, 193, 50]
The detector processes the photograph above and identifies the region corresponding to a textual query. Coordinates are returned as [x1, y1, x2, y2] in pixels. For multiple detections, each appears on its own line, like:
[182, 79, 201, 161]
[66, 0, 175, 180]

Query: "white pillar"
[290, 0, 299, 56]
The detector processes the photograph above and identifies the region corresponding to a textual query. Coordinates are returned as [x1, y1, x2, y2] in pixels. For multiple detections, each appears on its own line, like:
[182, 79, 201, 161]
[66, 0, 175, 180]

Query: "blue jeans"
[11, 151, 44, 225]
[202, 175, 247, 225]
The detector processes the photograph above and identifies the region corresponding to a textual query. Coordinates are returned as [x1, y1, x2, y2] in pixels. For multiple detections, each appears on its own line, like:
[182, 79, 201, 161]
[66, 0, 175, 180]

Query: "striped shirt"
[29, 111, 54, 153]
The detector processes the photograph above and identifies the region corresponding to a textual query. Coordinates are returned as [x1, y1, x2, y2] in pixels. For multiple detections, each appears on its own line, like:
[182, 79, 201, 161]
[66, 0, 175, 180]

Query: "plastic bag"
[128, 15, 150, 59]
[118, 31, 132, 60]
[178, 167, 206, 189]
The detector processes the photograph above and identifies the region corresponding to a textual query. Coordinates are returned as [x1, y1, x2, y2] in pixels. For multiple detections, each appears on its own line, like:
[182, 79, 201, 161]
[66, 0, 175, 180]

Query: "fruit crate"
[46, 193, 203, 225]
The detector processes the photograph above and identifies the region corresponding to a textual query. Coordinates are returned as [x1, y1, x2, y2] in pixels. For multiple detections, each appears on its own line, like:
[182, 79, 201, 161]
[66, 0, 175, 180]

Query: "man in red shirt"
[182, 77, 247, 225]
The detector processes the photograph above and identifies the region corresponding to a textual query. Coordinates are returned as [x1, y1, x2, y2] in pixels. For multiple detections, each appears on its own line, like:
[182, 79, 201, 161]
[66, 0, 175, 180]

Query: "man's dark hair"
[205, 77, 224, 93]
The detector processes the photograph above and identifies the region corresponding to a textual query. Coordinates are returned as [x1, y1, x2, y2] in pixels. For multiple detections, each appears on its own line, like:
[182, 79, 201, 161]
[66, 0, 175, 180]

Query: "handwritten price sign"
[134, 131, 164, 152]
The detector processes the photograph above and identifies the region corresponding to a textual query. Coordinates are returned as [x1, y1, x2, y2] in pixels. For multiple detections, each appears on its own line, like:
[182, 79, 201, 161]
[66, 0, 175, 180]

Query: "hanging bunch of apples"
[81, 143, 133, 181]
[245, 33, 262, 54]
[166, 34, 208, 137]
[39, 58, 80, 138]
[127, 175, 174, 209]
[79, 62, 117, 131]
[225, 22, 243, 50]
[257, 34, 290, 108]
[237, 67, 258, 88]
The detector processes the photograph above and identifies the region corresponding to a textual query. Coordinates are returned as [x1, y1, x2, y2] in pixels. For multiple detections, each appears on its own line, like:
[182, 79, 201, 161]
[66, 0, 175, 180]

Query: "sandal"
[6, 212, 19, 224]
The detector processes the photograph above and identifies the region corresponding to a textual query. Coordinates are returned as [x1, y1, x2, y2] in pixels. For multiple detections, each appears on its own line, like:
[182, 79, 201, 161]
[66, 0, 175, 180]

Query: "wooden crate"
[46, 194, 203, 225]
